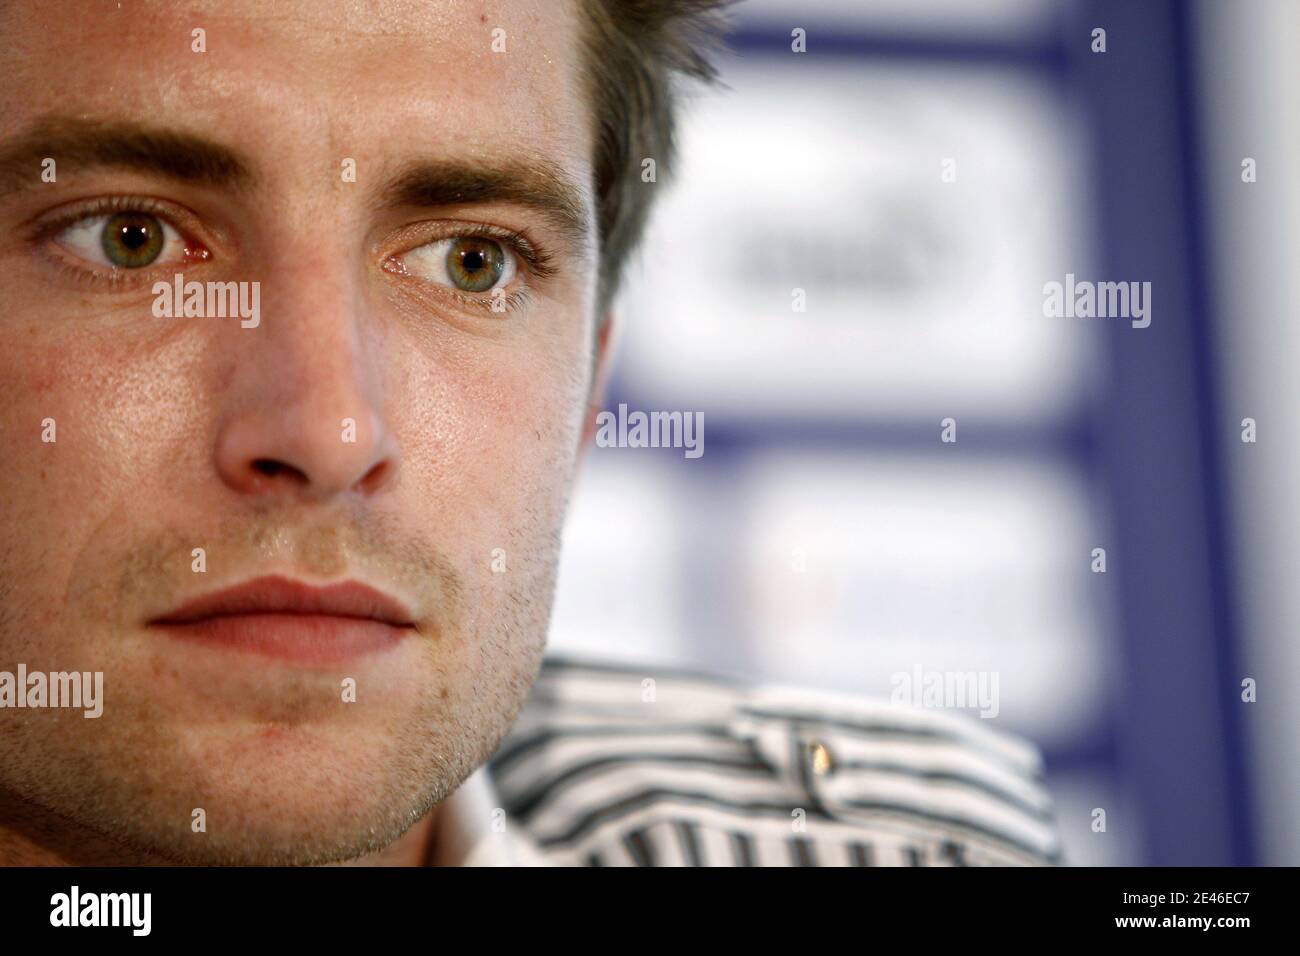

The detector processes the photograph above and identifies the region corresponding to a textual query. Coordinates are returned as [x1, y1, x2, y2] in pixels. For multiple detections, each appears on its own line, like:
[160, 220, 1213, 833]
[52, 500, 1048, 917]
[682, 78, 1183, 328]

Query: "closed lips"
[151, 576, 415, 627]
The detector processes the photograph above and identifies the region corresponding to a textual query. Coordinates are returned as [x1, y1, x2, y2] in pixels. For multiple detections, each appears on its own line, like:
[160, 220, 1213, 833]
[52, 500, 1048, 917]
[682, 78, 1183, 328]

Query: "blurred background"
[546, 0, 1299, 866]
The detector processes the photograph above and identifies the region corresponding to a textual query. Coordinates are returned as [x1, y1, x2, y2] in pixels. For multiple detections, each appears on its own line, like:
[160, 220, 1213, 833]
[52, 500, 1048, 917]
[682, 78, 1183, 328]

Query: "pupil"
[461, 249, 484, 272]
[120, 223, 149, 250]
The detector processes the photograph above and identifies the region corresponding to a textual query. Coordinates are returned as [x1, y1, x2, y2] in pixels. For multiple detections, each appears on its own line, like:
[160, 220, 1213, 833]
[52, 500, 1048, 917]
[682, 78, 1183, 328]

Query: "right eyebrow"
[0, 116, 257, 198]
[380, 158, 593, 255]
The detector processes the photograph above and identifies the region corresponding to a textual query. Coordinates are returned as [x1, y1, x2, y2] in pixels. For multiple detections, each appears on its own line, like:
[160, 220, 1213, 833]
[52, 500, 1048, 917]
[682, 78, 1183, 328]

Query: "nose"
[217, 405, 397, 500]
[214, 255, 399, 503]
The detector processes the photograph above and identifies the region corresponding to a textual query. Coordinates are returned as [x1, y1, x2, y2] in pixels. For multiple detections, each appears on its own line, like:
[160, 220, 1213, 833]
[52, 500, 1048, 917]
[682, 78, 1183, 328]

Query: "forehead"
[0, 0, 593, 180]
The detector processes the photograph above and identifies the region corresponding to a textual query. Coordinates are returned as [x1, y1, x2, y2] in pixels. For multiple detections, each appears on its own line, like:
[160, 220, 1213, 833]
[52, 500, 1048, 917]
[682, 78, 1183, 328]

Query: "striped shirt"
[441, 657, 1062, 866]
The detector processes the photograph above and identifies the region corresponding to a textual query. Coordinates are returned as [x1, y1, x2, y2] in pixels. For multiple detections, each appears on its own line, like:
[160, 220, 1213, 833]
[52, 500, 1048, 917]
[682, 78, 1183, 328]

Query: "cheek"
[404, 367, 582, 503]
[397, 322, 592, 495]
[390, 338, 588, 578]
[0, 330, 205, 582]
[0, 340, 107, 642]
[0, 340, 105, 510]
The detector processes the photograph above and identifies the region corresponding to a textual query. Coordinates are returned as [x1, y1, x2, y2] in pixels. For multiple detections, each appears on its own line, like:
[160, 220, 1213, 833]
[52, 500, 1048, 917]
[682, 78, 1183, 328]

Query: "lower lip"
[151, 614, 411, 665]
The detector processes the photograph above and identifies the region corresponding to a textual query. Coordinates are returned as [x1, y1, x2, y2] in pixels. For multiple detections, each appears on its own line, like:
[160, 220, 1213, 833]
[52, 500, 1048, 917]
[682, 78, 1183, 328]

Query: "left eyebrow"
[380, 158, 593, 255]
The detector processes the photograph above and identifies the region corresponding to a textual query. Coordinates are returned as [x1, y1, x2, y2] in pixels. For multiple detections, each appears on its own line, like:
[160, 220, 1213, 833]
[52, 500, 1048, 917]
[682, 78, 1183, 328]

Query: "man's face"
[0, 0, 599, 863]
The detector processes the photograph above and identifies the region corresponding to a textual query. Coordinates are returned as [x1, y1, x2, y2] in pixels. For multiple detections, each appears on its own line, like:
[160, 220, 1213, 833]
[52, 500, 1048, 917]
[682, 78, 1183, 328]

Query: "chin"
[3, 715, 468, 866]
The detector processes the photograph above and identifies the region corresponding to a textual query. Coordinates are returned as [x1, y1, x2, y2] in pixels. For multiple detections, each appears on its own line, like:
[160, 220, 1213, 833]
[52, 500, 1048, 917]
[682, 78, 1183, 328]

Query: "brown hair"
[581, 0, 731, 315]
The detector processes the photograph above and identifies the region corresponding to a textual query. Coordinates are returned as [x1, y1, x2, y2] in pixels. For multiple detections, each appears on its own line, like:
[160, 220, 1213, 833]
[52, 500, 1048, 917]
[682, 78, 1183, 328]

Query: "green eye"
[395, 232, 520, 300]
[101, 212, 165, 268]
[446, 237, 504, 292]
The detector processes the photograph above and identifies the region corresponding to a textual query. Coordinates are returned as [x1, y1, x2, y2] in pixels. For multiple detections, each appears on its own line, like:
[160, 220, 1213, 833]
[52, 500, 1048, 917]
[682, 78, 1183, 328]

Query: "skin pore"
[0, 0, 607, 864]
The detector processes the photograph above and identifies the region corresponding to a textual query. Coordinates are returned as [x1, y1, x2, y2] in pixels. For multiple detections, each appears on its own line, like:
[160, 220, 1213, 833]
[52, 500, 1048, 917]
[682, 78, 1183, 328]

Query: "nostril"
[252, 458, 308, 483]
[358, 460, 391, 493]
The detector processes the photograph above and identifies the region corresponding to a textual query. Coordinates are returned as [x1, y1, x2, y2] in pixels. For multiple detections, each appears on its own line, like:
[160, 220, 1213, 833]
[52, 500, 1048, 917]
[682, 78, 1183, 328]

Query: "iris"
[101, 212, 165, 268]
[446, 237, 504, 292]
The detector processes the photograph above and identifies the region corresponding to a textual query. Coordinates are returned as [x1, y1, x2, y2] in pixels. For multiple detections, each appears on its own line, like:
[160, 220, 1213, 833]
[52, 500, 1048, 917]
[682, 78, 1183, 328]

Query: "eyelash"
[29, 197, 552, 313]
[389, 221, 552, 314]
[30, 195, 206, 288]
